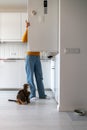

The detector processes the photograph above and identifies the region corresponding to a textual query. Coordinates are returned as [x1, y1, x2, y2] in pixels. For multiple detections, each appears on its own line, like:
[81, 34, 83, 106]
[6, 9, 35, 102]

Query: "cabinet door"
[0, 60, 27, 89]
[0, 14, 2, 40]
[21, 13, 28, 37]
[0, 13, 21, 41]
[28, 0, 58, 52]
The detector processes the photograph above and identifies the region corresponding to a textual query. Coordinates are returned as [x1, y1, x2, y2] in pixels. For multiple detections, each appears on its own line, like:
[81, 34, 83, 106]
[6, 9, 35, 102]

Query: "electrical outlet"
[10, 52, 16, 56]
[64, 48, 80, 54]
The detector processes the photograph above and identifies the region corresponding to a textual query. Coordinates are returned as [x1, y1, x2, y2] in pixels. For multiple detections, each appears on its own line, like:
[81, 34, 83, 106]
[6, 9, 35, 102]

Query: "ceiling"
[0, 0, 27, 12]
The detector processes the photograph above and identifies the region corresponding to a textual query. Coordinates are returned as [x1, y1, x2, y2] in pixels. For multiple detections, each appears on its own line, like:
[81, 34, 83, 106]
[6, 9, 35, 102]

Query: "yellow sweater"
[22, 28, 28, 43]
[22, 28, 40, 56]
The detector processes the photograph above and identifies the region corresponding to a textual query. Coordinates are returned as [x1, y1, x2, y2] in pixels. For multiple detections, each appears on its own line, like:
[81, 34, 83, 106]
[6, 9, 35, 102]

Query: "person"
[17, 83, 30, 104]
[22, 20, 48, 99]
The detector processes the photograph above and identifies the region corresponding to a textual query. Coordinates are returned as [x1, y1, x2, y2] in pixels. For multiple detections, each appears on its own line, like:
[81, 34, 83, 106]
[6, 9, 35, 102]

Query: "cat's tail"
[8, 99, 17, 102]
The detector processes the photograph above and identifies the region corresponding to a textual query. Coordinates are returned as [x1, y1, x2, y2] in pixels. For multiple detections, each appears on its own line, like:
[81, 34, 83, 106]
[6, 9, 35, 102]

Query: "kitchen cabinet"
[0, 60, 27, 89]
[21, 12, 28, 38]
[0, 0, 27, 12]
[0, 59, 51, 89]
[54, 54, 59, 102]
[41, 60, 51, 89]
[0, 43, 27, 59]
[0, 13, 21, 41]
[51, 60, 55, 92]
[0, 12, 28, 42]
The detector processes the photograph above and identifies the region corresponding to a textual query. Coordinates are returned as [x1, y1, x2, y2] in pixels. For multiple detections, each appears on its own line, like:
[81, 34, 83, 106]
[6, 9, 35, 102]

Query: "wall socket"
[10, 52, 16, 56]
[64, 48, 80, 54]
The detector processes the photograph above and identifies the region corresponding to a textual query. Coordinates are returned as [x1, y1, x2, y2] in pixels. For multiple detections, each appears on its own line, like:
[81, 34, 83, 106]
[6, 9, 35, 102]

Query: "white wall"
[58, 0, 87, 111]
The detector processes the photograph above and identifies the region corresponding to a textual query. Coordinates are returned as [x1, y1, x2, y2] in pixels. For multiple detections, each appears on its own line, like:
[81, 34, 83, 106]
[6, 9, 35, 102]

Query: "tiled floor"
[0, 91, 87, 130]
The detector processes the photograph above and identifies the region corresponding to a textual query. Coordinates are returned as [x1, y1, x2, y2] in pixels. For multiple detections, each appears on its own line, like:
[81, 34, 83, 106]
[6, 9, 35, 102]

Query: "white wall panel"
[59, 0, 87, 111]
[27, 0, 58, 52]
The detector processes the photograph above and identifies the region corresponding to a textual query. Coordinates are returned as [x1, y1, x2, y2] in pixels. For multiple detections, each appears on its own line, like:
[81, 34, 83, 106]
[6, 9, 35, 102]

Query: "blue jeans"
[25, 55, 46, 98]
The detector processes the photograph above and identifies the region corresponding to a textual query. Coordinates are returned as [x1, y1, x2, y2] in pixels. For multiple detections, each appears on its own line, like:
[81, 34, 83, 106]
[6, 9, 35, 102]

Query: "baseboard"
[0, 88, 20, 91]
[57, 104, 77, 112]
[0, 88, 52, 91]
[45, 88, 52, 91]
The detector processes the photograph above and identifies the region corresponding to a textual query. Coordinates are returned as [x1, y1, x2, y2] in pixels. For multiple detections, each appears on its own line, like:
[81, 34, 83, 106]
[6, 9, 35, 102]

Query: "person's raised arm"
[22, 20, 30, 43]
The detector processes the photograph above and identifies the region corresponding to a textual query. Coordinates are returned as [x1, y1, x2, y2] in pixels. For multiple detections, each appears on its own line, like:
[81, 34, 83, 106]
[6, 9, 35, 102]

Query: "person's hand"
[25, 20, 30, 28]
